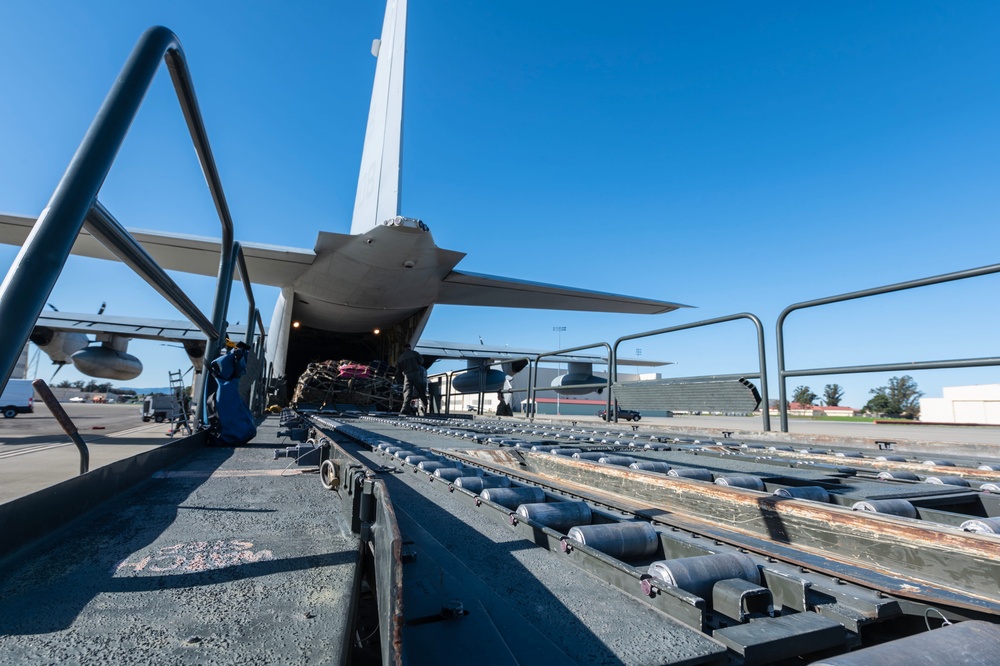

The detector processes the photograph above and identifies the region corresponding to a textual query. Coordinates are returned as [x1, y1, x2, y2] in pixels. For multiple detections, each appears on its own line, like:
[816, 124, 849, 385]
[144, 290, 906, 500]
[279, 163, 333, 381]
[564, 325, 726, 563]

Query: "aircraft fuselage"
[290, 220, 463, 333]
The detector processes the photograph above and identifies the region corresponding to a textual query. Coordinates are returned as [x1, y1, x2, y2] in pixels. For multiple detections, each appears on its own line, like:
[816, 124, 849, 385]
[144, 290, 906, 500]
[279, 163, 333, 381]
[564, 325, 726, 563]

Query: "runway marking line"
[0, 442, 72, 459]
[0, 423, 170, 459]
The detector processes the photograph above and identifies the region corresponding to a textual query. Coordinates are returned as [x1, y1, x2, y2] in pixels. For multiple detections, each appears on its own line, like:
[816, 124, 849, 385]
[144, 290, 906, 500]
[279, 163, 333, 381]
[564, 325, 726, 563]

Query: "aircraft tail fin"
[350, 0, 406, 236]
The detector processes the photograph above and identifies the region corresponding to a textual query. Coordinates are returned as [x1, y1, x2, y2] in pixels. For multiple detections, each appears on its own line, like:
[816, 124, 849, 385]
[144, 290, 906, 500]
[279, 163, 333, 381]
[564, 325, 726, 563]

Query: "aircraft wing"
[33, 311, 253, 342]
[415, 339, 669, 367]
[436, 270, 688, 314]
[0, 213, 314, 287]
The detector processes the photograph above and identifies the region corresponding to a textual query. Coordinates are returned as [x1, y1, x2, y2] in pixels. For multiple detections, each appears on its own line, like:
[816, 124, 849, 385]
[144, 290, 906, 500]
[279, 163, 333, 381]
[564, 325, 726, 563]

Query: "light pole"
[553, 326, 565, 416]
[635, 348, 642, 380]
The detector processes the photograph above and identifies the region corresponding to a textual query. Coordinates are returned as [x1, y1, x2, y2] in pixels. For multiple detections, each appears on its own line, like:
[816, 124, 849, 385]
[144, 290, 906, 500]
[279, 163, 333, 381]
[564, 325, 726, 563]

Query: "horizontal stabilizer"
[438, 270, 688, 315]
[0, 213, 314, 287]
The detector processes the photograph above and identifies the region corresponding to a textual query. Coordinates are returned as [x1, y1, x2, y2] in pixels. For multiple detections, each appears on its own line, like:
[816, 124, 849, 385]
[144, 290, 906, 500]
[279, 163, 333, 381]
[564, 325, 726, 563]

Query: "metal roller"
[925, 476, 970, 487]
[834, 451, 864, 458]
[767, 445, 794, 451]
[530, 445, 560, 453]
[573, 452, 606, 461]
[435, 467, 483, 482]
[393, 449, 414, 459]
[383, 446, 408, 456]
[417, 461, 450, 473]
[772, 486, 830, 502]
[598, 455, 636, 467]
[715, 475, 765, 491]
[978, 465, 998, 471]
[404, 455, 432, 466]
[480, 486, 546, 509]
[567, 522, 659, 560]
[667, 468, 714, 481]
[454, 475, 511, 493]
[875, 455, 907, 462]
[876, 470, 920, 481]
[852, 499, 918, 518]
[982, 483, 1000, 493]
[647, 553, 761, 600]
[811, 620, 1000, 666]
[434, 468, 465, 482]
[629, 462, 672, 473]
[551, 448, 583, 456]
[922, 459, 956, 466]
[516, 501, 592, 532]
[960, 518, 1000, 534]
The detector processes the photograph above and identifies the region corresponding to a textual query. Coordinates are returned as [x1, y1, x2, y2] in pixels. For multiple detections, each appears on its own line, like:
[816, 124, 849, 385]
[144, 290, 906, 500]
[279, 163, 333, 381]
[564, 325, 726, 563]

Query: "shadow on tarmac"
[0, 447, 235, 635]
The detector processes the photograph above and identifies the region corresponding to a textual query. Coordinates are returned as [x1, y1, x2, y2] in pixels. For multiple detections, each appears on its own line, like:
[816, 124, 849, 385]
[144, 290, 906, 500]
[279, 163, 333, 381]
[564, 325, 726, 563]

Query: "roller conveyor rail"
[301, 410, 1000, 664]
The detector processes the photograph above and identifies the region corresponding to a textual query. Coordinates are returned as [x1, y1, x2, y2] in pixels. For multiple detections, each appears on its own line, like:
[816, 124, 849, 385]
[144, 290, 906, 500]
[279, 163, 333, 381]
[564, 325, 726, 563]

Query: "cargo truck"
[141, 394, 180, 423]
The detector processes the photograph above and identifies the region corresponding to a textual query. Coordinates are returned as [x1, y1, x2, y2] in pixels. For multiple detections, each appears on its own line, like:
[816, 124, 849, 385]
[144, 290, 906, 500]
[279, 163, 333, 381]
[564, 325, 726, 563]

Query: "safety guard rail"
[776, 262, 1000, 432]
[612, 313, 770, 430]
[0, 26, 267, 423]
[527, 342, 614, 419]
[433, 356, 534, 415]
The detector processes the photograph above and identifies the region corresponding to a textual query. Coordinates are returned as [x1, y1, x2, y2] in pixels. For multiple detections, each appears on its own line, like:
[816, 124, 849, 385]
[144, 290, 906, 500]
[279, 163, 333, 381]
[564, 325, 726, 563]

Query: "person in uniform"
[396, 343, 427, 415]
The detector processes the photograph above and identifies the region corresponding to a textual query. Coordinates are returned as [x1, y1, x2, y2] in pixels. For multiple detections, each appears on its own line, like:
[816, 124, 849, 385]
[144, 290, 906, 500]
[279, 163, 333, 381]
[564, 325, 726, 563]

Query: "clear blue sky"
[2, 1, 998, 410]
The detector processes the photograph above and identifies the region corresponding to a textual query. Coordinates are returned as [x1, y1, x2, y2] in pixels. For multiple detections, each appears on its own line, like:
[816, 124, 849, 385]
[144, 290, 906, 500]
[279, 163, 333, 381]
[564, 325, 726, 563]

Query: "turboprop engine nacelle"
[30, 327, 89, 365]
[551, 362, 605, 396]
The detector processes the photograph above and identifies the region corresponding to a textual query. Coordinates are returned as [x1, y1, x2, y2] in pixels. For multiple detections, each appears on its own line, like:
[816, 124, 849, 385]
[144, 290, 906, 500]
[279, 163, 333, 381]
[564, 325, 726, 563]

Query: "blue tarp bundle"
[207, 345, 256, 445]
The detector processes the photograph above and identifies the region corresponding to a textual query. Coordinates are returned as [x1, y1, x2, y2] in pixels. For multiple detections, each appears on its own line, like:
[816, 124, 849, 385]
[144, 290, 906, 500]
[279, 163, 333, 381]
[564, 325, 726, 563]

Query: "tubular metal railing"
[611, 313, 770, 430]
[776, 262, 1000, 432]
[435, 369, 468, 415]
[528, 342, 614, 421]
[433, 356, 532, 416]
[0, 26, 261, 425]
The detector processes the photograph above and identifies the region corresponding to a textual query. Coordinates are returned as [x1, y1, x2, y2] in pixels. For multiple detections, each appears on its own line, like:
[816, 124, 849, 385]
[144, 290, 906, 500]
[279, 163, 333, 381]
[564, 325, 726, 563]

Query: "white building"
[920, 384, 1000, 425]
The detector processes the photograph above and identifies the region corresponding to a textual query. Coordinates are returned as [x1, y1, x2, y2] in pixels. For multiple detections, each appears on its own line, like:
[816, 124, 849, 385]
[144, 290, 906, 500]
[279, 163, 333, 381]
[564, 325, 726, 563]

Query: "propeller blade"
[49, 362, 66, 382]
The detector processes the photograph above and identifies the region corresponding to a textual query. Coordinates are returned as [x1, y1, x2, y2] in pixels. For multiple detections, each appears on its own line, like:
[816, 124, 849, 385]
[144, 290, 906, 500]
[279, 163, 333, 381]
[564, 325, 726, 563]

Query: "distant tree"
[823, 384, 845, 407]
[791, 385, 818, 407]
[71, 380, 84, 389]
[768, 399, 781, 410]
[96, 382, 113, 393]
[84, 380, 100, 393]
[866, 375, 922, 419]
[864, 393, 892, 417]
[55, 380, 72, 388]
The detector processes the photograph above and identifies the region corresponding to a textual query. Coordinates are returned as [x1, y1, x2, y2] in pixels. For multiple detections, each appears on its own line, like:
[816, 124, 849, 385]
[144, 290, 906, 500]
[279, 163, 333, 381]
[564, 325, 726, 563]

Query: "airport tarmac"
[0, 403, 178, 503]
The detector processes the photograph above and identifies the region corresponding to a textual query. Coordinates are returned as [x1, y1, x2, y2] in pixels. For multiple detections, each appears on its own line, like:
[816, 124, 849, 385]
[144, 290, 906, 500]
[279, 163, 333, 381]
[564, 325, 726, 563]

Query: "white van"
[1, 379, 34, 418]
